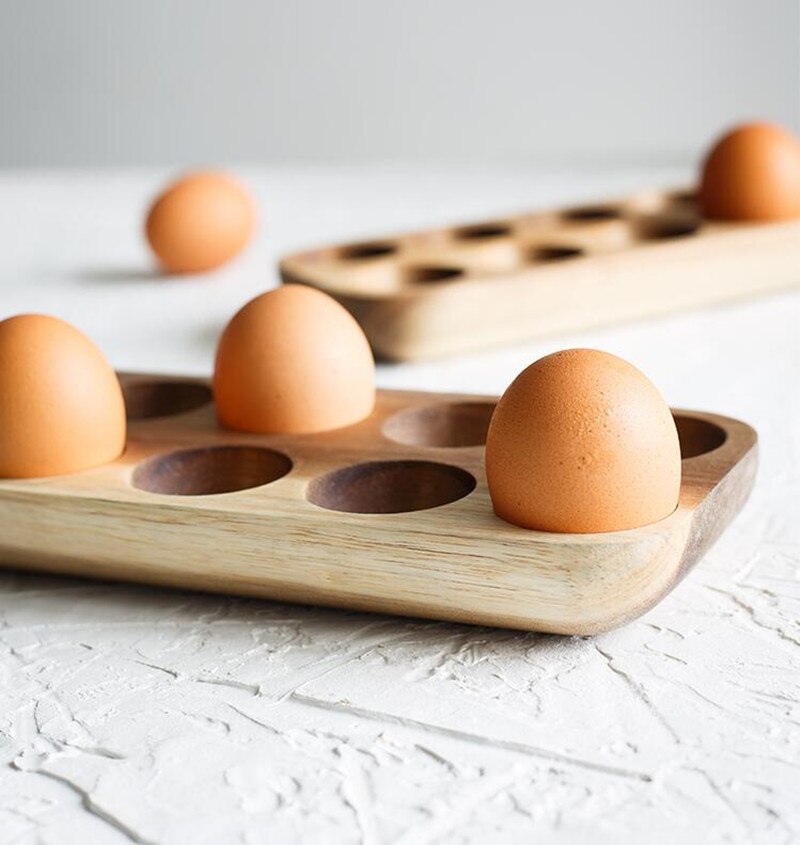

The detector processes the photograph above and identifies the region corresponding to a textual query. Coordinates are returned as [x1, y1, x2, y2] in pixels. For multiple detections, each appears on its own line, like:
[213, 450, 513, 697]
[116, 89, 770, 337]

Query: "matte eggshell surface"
[145, 172, 255, 273]
[486, 349, 681, 533]
[0, 315, 126, 478]
[213, 285, 376, 434]
[699, 123, 800, 221]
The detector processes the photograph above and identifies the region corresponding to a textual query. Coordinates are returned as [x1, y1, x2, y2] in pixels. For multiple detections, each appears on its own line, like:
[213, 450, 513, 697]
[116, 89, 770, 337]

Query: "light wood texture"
[280, 188, 800, 360]
[0, 373, 757, 635]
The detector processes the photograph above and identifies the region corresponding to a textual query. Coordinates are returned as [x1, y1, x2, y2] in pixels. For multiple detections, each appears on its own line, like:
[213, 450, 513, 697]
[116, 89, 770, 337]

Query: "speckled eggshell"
[146, 171, 255, 273]
[214, 285, 375, 434]
[0, 315, 126, 478]
[486, 349, 681, 533]
[699, 123, 800, 221]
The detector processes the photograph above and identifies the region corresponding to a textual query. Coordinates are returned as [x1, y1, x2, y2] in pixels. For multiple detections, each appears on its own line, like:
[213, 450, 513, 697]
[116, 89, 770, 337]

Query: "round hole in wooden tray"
[668, 189, 698, 205]
[453, 223, 513, 240]
[529, 245, 585, 263]
[673, 415, 727, 459]
[123, 380, 213, 421]
[383, 402, 496, 448]
[562, 205, 622, 222]
[635, 217, 700, 241]
[132, 446, 292, 496]
[404, 265, 464, 284]
[338, 241, 398, 260]
[307, 460, 476, 514]
[623, 189, 699, 216]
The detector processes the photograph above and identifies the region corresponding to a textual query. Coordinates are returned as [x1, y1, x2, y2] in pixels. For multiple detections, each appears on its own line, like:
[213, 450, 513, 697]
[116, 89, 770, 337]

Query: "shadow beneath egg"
[79, 266, 166, 285]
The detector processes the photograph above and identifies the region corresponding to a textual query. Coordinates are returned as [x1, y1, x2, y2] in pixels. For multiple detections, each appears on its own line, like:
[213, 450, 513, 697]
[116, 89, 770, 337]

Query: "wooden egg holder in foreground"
[280, 188, 800, 360]
[0, 373, 757, 634]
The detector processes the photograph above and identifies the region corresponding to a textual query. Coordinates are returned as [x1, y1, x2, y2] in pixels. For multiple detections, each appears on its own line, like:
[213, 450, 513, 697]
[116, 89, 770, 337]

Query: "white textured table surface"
[0, 166, 798, 845]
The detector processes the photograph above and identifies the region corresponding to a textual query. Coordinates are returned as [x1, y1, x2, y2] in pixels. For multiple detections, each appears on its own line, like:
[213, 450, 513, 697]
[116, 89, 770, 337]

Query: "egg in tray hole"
[0, 292, 685, 539]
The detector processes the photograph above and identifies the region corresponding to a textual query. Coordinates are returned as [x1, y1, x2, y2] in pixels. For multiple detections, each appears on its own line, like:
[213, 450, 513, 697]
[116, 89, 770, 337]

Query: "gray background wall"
[1, 0, 798, 167]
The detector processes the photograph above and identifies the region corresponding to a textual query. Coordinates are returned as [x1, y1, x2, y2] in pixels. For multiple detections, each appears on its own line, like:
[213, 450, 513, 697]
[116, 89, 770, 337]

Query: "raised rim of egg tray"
[279, 187, 800, 360]
[0, 373, 757, 635]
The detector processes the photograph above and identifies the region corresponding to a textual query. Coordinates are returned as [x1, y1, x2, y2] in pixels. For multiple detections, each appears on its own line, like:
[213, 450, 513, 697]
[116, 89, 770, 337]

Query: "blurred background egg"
[0, 315, 126, 478]
[214, 285, 375, 434]
[145, 171, 255, 274]
[699, 122, 800, 221]
[486, 348, 681, 533]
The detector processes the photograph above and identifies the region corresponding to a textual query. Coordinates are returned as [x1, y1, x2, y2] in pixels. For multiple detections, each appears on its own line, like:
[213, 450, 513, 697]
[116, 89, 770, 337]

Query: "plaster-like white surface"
[0, 166, 798, 844]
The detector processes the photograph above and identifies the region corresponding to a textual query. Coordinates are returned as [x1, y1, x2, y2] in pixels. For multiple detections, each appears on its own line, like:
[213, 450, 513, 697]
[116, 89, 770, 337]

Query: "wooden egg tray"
[0, 373, 757, 635]
[280, 188, 800, 360]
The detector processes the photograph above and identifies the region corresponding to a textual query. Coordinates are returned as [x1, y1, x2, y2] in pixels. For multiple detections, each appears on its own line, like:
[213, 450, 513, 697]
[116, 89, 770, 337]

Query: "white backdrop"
[1, 0, 797, 166]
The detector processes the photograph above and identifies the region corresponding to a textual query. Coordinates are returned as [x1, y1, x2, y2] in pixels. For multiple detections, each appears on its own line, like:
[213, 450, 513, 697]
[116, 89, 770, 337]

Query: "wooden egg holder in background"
[280, 188, 800, 360]
[0, 373, 757, 635]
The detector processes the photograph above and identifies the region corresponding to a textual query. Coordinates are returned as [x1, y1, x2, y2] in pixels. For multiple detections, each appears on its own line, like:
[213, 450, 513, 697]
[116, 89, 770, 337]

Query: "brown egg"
[486, 349, 681, 533]
[0, 315, 126, 478]
[146, 171, 255, 273]
[699, 123, 800, 221]
[214, 285, 375, 434]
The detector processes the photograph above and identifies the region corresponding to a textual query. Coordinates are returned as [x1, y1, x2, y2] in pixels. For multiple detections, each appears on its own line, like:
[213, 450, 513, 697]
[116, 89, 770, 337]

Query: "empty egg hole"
[668, 189, 698, 206]
[404, 265, 464, 284]
[132, 446, 292, 496]
[123, 380, 212, 421]
[562, 205, 622, 222]
[529, 245, 585, 263]
[453, 223, 513, 240]
[673, 415, 727, 459]
[635, 218, 699, 241]
[383, 402, 496, 448]
[307, 460, 476, 514]
[338, 241, 398, 260]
